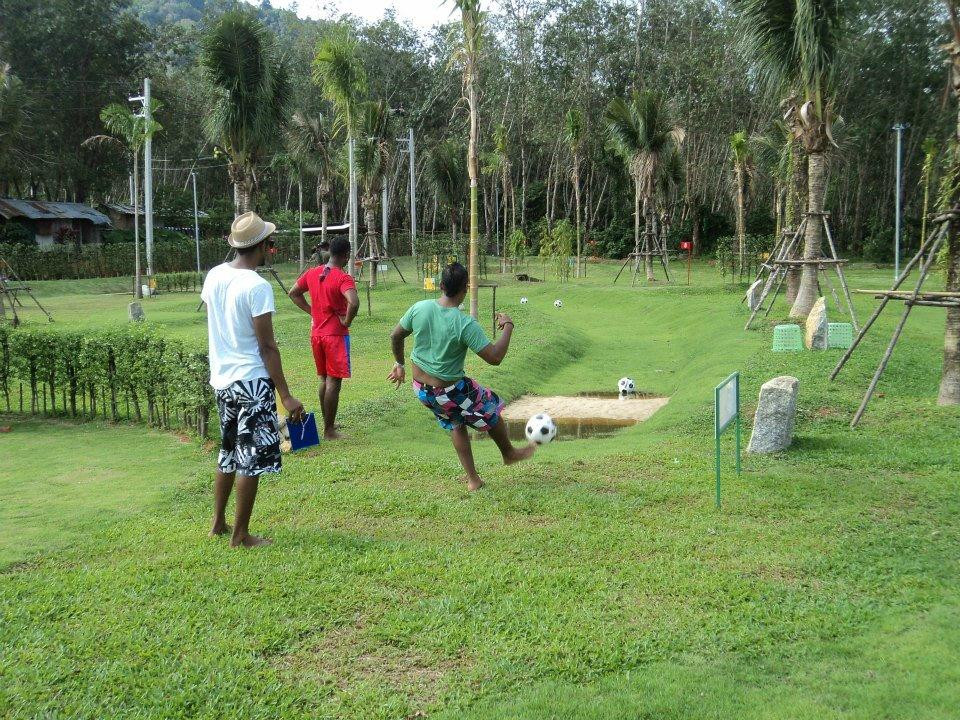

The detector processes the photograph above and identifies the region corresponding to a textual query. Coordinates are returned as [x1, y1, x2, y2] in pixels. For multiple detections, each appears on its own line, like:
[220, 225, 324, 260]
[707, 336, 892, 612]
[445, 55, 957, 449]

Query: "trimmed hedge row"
[0, 324, 214, 437]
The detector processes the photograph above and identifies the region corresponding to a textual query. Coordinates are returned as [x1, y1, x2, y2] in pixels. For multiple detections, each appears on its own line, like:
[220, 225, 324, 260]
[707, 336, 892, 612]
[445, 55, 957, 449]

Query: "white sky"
[271, 0, 458, 30]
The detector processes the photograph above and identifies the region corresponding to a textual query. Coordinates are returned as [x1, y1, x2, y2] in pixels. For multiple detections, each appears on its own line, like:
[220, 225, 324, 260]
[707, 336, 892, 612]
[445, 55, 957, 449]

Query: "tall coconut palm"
[314, 30, 367, 271]
[288, 110, 340, 245]
[606, 89, 684, 282]
[427, 140, 467, 247]
[352, 100, 392, 287]
[735, 0, 846, 319]
[201, 10, 291, 217]
[83, 102, 161, 300]
[0, 63, 24, 175]
[565, 108, 587, 278]
[452, 0, 483, 318]
[938, 0, 960, 405]
[729, 130, 756, 280]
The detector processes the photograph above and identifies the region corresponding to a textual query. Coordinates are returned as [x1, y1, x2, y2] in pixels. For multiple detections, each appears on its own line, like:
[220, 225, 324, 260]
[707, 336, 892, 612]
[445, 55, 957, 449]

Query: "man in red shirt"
[289, 237, 360, 439]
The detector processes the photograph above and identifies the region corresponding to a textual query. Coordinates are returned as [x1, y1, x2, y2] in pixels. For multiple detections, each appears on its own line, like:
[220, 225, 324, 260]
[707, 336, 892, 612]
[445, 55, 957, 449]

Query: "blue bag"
[286, 412, 321, 451]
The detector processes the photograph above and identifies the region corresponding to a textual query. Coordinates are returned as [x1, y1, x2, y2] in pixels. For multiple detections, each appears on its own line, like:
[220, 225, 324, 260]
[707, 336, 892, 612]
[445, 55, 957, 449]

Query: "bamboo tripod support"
[830, 214, 954, 427]
[195, 249, 291, 312]
[0, 256, 54, 326]
[614, 224, 671, 284]
[744, 212, 859, 332]
[356, 232, 407, 285]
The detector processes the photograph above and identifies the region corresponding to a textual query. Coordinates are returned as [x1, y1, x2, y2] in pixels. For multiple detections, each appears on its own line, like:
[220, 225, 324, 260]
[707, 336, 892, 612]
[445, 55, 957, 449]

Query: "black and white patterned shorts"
[215, 377, 282, 477]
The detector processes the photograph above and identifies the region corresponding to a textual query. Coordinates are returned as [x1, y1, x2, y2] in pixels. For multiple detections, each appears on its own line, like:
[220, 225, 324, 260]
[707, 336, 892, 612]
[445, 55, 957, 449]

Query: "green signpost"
[714, 372, 741, 508]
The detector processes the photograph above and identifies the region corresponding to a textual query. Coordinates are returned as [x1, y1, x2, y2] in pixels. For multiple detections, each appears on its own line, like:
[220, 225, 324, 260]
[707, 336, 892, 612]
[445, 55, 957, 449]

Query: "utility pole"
[892, 122, 908, 280]
[408, 128, 417, 260]
[382, 181, 389, 257]
[191, 171, 200, 273]
[143, 78, 154, 279]
[298, 179, 304, 273]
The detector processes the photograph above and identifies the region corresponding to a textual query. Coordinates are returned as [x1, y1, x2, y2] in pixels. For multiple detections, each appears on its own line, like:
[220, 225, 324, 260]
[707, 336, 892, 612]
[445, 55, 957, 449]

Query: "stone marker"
[804, 296, 828, 350]
[746, 279, 763, 310]
[128, 301, 145, 322]
[748, 375, 799, 454]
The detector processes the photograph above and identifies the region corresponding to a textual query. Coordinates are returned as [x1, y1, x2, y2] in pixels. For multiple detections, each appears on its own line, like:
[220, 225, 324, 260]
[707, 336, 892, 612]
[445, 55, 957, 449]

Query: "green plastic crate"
[772, 324, 803, 352]
[828, 322, 854, 349]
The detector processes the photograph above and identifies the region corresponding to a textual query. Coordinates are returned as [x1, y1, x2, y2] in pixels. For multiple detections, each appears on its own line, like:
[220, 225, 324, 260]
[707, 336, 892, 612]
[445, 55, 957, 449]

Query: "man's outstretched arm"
[477, 313, 514, 366]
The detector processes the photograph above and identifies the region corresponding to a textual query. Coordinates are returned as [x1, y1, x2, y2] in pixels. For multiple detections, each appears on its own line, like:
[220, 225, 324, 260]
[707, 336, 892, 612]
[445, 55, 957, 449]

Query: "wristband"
[502, 321, 514, 328]
[394, 361, 405, 368]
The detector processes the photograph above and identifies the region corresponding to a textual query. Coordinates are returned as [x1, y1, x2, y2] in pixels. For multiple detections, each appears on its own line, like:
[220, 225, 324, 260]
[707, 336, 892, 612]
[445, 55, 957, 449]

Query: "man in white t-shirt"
[200, 211, 304, 548]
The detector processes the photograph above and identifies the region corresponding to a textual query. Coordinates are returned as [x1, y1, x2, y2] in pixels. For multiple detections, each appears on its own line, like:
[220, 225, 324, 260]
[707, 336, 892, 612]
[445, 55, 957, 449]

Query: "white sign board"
[715, 372, 739, 437]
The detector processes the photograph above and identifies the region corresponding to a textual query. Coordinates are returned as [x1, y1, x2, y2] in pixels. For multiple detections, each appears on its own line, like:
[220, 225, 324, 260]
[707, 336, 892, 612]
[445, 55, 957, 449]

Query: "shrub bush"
[0, 323, 214, 437]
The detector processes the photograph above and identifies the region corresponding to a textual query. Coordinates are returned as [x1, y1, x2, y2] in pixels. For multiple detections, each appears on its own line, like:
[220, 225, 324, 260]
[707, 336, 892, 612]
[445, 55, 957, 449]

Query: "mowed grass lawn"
[1, 259, 959, 719]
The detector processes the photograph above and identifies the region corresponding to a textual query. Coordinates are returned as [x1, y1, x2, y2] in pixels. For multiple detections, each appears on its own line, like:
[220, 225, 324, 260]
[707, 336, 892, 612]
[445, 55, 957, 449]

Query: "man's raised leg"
[488, 420, 536, 466]
[322, 376, 344, 439]
[450, 425, 484, 491]
[210, 470, 235, 537]
[230, 474, 272, 548]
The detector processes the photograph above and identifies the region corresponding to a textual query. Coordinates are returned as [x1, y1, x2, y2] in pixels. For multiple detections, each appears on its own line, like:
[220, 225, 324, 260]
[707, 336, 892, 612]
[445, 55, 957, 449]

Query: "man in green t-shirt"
[388, 263, 535, 490]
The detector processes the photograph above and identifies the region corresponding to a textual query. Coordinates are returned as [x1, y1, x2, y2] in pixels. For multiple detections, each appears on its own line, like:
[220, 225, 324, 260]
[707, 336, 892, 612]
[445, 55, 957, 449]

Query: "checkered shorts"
[414, 377, 504, 431]
[215, 377, 282, 477]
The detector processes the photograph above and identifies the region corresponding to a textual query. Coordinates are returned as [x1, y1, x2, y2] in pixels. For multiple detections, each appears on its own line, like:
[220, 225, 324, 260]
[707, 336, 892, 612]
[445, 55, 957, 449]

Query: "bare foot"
[230, 533, 273, 548]
[504, 442, 537, 466]
[324, 430, 347, 440]
[209, 523, 231, 538]
[461, 474, 485, 491]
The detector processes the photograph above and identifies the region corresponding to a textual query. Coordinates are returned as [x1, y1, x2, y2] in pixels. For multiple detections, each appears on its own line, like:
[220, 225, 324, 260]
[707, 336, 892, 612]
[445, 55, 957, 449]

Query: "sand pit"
[502, 394, 669, 423]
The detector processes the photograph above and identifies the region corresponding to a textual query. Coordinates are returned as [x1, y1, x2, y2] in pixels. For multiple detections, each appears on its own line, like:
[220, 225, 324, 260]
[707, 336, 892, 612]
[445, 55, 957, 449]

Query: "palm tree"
[83, 103, 161, 300]
[606, 89, 684, 282]
[201, 10, 291, 217]
[565, 108, 586, 278]
[352, 100, 392, 287]
[314, 30, 367, 270]
[729, 130, 755, 280]
[939, 0, 960, 405]
[426, 140, 467, 247]
[452, 0, 483, 318]
[288, 111, 340, 247]
[735, 0, 846, 319]
[0, 63, 24, 179]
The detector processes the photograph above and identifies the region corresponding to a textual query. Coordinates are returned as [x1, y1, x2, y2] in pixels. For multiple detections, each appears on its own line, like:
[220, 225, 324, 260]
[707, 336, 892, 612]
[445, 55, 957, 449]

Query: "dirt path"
[502, 395, 669, 422]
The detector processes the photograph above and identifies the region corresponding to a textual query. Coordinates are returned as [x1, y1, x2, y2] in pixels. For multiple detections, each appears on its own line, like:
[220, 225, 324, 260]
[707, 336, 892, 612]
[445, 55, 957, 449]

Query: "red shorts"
[311, 334, 351, 378]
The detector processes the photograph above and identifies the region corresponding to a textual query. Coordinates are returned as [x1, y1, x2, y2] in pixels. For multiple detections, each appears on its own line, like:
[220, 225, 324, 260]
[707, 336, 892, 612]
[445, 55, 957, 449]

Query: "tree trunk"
[786, 143, 807, 305]
[633, 180, 641, 274]
[365, 203, 377, 288]
[643, 195, 654, 282]
[940, 225, 960, 404]
[573, 157, 582, 278]
[735, 162, 746, 280]
[467, 72, 480, 319]
[790, 151, 825, 319]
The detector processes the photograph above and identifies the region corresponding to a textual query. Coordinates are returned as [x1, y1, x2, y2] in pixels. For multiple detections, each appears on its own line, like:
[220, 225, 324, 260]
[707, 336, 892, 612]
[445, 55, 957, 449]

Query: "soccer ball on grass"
[554, 299, 563, 309]
[520, 297, 528, 304]
[525, 413, 557, 444]
[618, 377, 636, 395]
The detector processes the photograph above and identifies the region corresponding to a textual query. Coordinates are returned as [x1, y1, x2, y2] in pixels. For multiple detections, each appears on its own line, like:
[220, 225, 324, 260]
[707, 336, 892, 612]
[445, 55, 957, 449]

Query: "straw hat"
[228, 211, 277, 249]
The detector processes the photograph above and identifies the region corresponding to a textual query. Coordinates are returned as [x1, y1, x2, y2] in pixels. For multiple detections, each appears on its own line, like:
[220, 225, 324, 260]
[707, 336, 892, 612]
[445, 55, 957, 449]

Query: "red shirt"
[295, 265, 356, 337]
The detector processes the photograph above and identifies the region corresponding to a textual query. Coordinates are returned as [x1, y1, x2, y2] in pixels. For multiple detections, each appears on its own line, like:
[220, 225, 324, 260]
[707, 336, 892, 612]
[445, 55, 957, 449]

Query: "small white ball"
[520, 297, 528, 304]
[525, 413, 557, 444]
[618, 377, 636, 395]
[554, 299, 563, 308]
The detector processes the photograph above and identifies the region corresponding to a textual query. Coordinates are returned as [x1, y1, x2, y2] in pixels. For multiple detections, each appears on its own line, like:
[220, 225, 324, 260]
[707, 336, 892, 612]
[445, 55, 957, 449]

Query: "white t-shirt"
[200, 263, 276, 390]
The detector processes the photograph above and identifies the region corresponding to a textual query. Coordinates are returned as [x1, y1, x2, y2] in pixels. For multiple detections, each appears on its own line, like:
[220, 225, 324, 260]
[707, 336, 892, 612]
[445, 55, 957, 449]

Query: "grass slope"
[1, 259, 958, 719]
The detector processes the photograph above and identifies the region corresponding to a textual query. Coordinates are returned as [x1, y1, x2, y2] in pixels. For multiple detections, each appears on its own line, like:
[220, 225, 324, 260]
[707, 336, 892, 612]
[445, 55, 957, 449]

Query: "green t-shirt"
[399, 299, 491, 382]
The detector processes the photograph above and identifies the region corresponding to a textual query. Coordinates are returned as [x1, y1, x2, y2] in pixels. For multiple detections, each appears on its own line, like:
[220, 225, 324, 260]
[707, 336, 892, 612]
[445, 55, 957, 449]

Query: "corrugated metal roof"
[102, 202, 208, 219]
[0, 198, 112, 226]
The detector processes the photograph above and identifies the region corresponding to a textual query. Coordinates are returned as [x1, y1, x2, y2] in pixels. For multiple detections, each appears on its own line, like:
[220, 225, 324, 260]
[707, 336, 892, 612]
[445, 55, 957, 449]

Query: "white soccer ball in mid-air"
[520, 297, 529, 304]
[525, 413, 557, 444]
[554, 299, 564, 309]
[618, 377, 636, 395]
